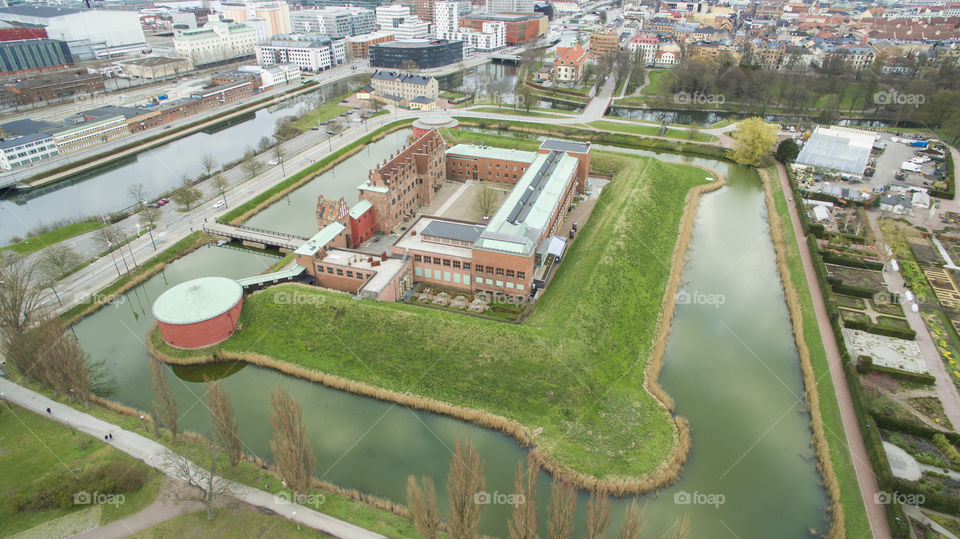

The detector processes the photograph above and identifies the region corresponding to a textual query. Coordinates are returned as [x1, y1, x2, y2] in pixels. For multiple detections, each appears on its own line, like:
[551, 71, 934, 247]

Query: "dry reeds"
[759, 169, 843, 538]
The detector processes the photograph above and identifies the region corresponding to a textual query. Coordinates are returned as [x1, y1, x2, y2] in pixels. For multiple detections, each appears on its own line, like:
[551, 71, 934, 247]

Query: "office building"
[256, 34, 345, 71]
[174, 21, 258, 65]
[221, 0, 291, 36]
[289, 7, 376, 38]
[459, 13, 545, 43]
[376, 4, 411, 30]
[346, 31, 395, 58]
[0, 6, 147, 59]
[369, 39, 461, 68]
[434, 1, 460, 39]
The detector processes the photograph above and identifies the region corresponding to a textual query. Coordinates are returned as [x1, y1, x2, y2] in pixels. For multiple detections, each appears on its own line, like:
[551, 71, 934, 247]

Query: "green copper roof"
[295, 222, 345, 256]
[152, 277, 243, 325]
[348, 199, 373, 219]
[446, 144, 537, 164]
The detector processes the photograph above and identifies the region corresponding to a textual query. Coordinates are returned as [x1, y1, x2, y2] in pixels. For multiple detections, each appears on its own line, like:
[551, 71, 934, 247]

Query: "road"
[0, 378, 386, 539]
[774, 162, 891, 538]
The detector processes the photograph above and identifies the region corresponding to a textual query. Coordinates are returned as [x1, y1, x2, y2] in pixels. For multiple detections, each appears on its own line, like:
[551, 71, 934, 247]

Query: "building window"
[433, 257, 441, 264]
[346, 271, 353, 278]
[517, 271, 525, 279]
[506, 269, 515, 278]
[496, 268, 504, 277]
[453, 261, 460, 269]
[475, 264, 483, 273]
[414, 254, 422, 262]
[443, 259, 451, 267]
[486, 266, 494, 275]
[336, 269, 344, 276]
[463, 262, 471, 271]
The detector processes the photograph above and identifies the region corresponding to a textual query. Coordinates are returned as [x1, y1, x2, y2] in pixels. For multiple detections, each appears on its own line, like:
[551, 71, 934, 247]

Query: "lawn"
[157, 152, 711, 485]
[586, 120, 718, 142]
[131, 507, 318, 538]
[470, 106, 571, 118]
[2, 220, 106, 255]
[640, 69, 673, 96]
[0, 403, 163, 536]
[289, 99, 351, 133]
[765, 167, 870, 537]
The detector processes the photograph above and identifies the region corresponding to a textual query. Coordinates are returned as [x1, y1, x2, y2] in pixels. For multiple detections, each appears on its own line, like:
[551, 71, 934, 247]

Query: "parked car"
[213, 200, 225, 209]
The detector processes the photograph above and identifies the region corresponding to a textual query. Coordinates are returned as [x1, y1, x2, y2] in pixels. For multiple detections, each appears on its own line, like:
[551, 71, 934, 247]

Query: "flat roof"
[796, 126, 876, 176]
[348, 199, 373, 219]
[445, 143, 538, 164]
[395, 217, 475, 259]
[358, 182, 389, 194]
[0, 131, 53, 150]
[540, 139, 590, 154]
[421, 220, 485, 243]
[294, 222, 346, 256]
[1, 118, 62, 136]
[152, 277, 243, 325]
[0, 6, 82, 18]
[474, 151, 579, 256]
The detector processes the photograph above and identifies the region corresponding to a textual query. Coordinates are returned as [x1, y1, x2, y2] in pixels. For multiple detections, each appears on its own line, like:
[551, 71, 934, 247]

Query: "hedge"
[830, 281, 879, 299]
[821, 252, 885, 270]
[842, 319, 917, 340]
[858, 356, 934, 383]
[930, 149, 955, 200]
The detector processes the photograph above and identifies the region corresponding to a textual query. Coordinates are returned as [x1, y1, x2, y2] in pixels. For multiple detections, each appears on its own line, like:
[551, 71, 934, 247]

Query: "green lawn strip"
[2, 221, 106, 255]
[0, 402, 163, 536]
[266, 252, 296, 272]
[586, 120, 718, 142]
[161, 154, 708, 481]
[470, 106, 570, 118]
[131, 507, 317, 538]
[639, 70, 673, 96]
[59, 231, 213, 325]
[289, 96, 352, 132]
[217, 119, 413, 225]
[766, 166, 870, 536]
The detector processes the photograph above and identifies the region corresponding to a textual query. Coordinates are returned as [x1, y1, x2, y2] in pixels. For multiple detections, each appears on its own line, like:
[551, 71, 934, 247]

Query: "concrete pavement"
[0, 377, 387, 539]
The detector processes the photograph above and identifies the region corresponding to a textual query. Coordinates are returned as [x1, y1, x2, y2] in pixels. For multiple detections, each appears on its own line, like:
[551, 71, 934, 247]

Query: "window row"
[318, 264, 367, 280]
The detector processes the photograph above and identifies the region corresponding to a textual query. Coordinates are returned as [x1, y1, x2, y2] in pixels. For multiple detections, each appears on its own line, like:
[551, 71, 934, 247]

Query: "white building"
[487, 0, 535, 13]
[434, 1, 460, 39]
[395, 17, 432, 39]
[238, 63, 301, 88]
[0, 132, 58, 170]
[376, 4, 411, 30]
[174, 21, 258, 65]
[453, 21, 505, 51]
[256, 35, 345, 71]
[221, 0, 291, 36]
[0, 6, 147, 59]
[628, 35, 658, 65]
[289, 7, 376, 38]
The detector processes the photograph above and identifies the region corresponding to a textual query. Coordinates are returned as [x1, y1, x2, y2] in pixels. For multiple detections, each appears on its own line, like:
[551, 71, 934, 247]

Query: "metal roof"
[0, 6, 82, 18]
[445, 144, 537, 164]
[796, 128, 874, 176]
[0, 131, 52, 150]
[152, 277, 243, 325]
[348, 199, 373, 219]
[421, 220, 485, 243]
[294, 222, 346, 256]
[540, 139, 590, 154]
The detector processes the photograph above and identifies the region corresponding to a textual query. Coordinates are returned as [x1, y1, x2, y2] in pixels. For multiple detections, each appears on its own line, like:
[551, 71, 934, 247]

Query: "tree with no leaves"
[127, 183, 146, 210]
[94, 225, 124, 252]
[473, 183, 499, 219]
[585, 489, 611, 539]
[149, 357, 178, 441]
[618, 501, 646, 539]
[547, 477, 576, 539]
[508, 453, 539, 539]
[200, 153, 218, 177]
[38, 244, 81, 282]
[0, 257, 45, 380]
[161, 449, 234, 520]
[447, 437, 486, 539]
[205, 378, 242, 473]
[269, 386, 316, 494]
[241, 158, 265, 179]
[212, 175, 229, 207]
[406, 475, 440, 539]
[140, 206, 162, 227]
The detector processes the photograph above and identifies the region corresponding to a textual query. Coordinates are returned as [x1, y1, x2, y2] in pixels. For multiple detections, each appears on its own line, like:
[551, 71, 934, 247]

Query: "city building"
[153, 277, 244, 349]
[553, 43, 587, 81]
[369, 69, 439, 104]
[173, 20, 258, 65]
[589, 30, 619, 58]
[452, 21, 506, 51]
[52, 115, 130, 155]
[2, 71, 104, 105]
[238, 63, 301, 88]
[346, 31, 395, 58]
[0, 127, 57, 170]
[415, 0, 435, 22]
[434, 1, 460, 39]
[289, 7, 376, 38]
[256, 34, 345, 71]
[221, 0, 291, 36]
[376, 4, 411, 30]
[628, 34, 658, 64]
[115, 56, 191, 79]
[0, 6, 147, 60]
[358, 129, 447, 232]
[487, 0, 536, 13]
[369, 39, 462, 69]
[459, 13, 546, 44]
[794, 126, 877, 181]
[394, 17, 432, 39]
[0, 38, 72, 74]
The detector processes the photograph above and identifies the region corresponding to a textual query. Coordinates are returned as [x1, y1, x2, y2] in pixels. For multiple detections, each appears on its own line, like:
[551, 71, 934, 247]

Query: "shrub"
[934, 434, 960, 467]
[8, 459, 149, 512]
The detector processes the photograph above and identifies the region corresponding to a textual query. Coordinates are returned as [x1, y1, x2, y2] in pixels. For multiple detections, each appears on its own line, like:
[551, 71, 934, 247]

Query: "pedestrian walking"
[46, 407, 51, 414]
[109, 433, 113, 440]
[104, 434, 109, 441]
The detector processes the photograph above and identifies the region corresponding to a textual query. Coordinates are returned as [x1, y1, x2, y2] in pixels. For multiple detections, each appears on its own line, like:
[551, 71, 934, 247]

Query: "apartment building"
[347, 31, 396, 58]
[553, 43, 587, 81]
[589, 31, 619, 58]
[289, 7, 376, 38]
[173, 21, 257, 64]
[256, 34, 345, 71]
[221, 1, 290, 36]
[628, 34, 658, 64]
[370, 70, 439, 101]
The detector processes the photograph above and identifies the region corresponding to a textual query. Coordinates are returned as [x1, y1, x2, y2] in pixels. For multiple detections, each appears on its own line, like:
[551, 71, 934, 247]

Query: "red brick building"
[459, 13, 546, 44]
[152, 277, 243, 349]
[358, 129, 446, 233]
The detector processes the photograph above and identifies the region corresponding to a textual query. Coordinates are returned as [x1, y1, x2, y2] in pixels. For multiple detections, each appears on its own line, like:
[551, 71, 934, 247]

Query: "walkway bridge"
[491, 54, 521, 64]
[204, 223, 307, 251]
[237, 264, 307, 290]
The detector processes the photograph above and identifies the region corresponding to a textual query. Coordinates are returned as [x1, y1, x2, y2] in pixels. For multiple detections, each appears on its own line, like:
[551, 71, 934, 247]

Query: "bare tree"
[150, 357, 178, 441]
[127, 183, 146, 210]
[205, 378, 242, 473]
[38, 244, 81, 281]
[94, 225, 124, 252]
[473, 183, 499, 218]
[509, 453, 540, 539]
[618, 501, 646, 539]
[241, 158, 265, 179]
[0, 257, 47, 380]
[547, 477, 576, 539]
[269, 386, 316, 494]
[406, 475, 440, 539]
[257, 136, 273, 153]
[586, 489, 611, 539]
[140, 206, 162, 227]
[200, 153, 218, 177]
[447, 437, 486, 539]
[161, 449, 234, 520]
[212, 175, 229, 207]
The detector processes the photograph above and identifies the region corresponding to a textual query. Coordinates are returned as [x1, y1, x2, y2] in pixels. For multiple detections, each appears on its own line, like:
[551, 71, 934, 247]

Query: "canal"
[439, 63, 585, 113]
[71, 140, 829, 536]
[0, 78, 361, 246]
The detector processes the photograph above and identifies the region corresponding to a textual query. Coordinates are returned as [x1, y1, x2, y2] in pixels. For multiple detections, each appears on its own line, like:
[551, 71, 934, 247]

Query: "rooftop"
[540, 139, 590, 154]
[796, 126, 876, 176]
[152, 276, 243, 325]
[119, 56, 186, 67]
[295, 221, 346, 256]
[0, 131, 53, 150]
[421, 220, 486, 243]
[445, 143, 538, 164]
[371, 69, 433, 86]
[348, 199, 373, 219]
[0, 6, 82, 18]
[0, 118, 61, 136]
[394, 217, 476, 259]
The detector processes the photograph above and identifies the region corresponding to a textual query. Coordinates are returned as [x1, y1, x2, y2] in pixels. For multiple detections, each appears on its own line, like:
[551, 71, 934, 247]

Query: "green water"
[71, 147, 829, 536]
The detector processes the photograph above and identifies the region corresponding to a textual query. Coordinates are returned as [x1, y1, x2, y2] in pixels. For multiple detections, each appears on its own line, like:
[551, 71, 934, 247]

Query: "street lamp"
[292, 511, 299, 530]
[106, 241, 123, 277]
[125, 230, 138, 268]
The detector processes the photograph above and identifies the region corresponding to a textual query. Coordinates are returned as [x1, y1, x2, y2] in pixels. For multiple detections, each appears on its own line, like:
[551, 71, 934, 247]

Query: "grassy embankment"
[130, 507, 325, 538]
[0, 403, 163, 536]
[585, 120, 718, 142]
[289, 98, 351, 133]
[469, 106, 572, 118]
[2, 221, 107, 255]
[152, 151, 712, 493]
[763, 167, 870, 538]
